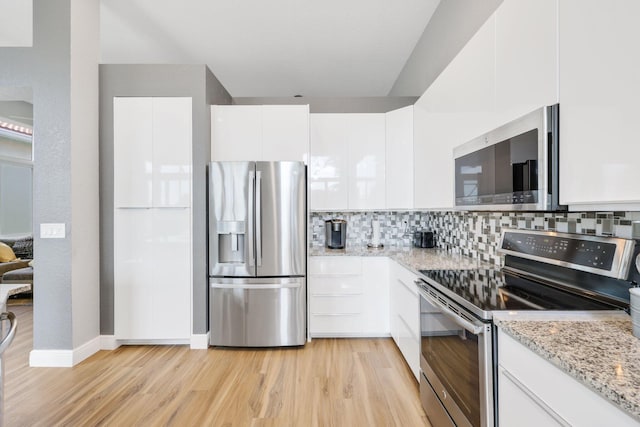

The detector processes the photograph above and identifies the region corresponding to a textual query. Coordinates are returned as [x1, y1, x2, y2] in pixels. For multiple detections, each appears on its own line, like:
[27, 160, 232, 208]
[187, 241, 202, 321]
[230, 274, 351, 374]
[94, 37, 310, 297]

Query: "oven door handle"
[417, 284, 485, 335]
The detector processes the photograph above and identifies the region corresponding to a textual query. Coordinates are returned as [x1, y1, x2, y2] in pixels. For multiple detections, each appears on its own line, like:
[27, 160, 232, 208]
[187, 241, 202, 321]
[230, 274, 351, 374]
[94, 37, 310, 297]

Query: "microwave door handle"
[417, 284, 484, 335]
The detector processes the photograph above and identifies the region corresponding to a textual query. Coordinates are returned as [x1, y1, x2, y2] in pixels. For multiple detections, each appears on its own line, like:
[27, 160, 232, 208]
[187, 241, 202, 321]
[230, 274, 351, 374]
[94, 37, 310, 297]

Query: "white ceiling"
[100, 0, 440, 97]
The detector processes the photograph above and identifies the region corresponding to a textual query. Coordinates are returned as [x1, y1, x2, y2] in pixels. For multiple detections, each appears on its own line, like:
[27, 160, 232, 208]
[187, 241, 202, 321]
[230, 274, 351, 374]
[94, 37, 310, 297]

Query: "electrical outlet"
[40, 223, 66, 239]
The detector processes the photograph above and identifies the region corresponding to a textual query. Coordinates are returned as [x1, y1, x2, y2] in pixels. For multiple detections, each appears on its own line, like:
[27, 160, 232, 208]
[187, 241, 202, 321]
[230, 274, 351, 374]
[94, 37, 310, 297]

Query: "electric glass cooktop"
[418, 268, 620, 320]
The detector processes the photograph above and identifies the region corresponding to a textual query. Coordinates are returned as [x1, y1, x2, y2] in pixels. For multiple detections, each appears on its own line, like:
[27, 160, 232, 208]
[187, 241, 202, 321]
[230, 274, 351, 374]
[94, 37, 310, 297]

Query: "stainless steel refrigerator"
[208, 161, 306, 347]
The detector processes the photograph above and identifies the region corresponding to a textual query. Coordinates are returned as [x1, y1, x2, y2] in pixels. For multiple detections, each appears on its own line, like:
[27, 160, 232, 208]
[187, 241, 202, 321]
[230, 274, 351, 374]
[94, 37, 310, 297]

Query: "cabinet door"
[385, 106, 413, 210]
[309, 114, 349, 210]
[152, 98, 192, 207]
[211, 105, 262, 161]
[346, 114, 386, 210]
[559, 0, 640, 208]
[495, 0, 558, 125]
[114, 209, 154, 339]
[361, 257, 389, 335]
[413, 16, 496, 209]
[389, 260, 420, 380]
[151, 208, 191, 339]
[114, 97, 153, 208]
[262, 105, 310, 163]
[114, 208, 191, 340]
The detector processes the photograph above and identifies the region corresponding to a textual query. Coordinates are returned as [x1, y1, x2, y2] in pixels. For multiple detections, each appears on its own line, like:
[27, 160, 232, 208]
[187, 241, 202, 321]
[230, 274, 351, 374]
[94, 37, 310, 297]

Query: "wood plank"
[4, 304, 430, 426]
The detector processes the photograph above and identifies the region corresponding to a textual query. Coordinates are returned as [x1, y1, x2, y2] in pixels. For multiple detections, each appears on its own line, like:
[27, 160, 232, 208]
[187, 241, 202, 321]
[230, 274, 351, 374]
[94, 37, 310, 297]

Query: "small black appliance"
[325, 219, 347, 249]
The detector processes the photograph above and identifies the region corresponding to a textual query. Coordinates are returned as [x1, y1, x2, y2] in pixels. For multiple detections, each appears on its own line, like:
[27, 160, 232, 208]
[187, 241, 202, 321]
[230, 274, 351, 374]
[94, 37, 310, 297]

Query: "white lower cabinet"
[389, 260, 420, 380]
[114, 208, 191, 341]
[498, 328, 639, 427]
[309, 256, 388, 337]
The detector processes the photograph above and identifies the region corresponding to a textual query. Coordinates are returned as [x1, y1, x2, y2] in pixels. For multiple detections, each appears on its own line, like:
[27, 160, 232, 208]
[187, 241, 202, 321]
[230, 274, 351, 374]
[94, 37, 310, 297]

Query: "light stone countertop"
[309, 244, 491, 273]
[493, 311, 640, 422]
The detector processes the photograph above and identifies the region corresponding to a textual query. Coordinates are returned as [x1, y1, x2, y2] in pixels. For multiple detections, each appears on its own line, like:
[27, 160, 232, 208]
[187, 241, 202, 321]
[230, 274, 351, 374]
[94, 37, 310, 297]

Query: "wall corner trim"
[190, 333, 210, 349]
[100, 335, 120, 351]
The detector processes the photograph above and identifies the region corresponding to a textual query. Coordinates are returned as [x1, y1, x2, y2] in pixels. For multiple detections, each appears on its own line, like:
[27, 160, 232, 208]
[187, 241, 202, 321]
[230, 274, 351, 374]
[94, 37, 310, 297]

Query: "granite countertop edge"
[494, 313, 640, 422]
[309, 245, 493, 273]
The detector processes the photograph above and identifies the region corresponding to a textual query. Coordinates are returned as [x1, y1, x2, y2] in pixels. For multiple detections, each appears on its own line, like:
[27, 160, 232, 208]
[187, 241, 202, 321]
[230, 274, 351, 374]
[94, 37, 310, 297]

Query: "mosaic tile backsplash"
[311, 211, 640, 266]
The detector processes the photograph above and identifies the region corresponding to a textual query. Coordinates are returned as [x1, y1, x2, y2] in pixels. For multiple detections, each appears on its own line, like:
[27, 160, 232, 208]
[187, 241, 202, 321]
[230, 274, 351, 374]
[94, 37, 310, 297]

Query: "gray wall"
[99, 64, 231, 335]
[232, 97, 417, 113]
[0, 0, 75, 349]
[389, 0, 503, 96]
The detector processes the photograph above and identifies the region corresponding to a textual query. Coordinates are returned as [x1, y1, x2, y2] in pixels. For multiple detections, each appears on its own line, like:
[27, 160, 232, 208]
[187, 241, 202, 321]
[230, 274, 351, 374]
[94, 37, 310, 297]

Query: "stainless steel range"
[416, 229, 639, 427]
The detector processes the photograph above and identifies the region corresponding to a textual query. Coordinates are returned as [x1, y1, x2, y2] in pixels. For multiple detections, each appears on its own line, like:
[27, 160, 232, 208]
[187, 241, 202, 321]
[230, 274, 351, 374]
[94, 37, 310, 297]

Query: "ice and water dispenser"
[216, 220, 246, 264]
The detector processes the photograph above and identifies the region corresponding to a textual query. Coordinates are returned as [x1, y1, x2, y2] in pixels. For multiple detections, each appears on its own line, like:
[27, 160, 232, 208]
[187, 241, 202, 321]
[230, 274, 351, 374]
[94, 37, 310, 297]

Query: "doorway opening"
[0, 86, 34, 359]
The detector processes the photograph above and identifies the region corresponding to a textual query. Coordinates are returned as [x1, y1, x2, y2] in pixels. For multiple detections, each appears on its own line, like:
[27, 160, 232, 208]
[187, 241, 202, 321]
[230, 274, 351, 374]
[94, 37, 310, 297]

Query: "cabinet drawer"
[310, 294, 363, 315]
[310, 313, 362, 335]
[310, 275, 363, 294]
[309, 256, 362, 276]
[391, 261, 420, 296]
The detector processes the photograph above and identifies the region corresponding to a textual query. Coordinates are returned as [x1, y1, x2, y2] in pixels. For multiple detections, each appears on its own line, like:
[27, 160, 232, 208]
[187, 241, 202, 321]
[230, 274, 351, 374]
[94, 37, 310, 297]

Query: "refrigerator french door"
[208, 161, 306, 347]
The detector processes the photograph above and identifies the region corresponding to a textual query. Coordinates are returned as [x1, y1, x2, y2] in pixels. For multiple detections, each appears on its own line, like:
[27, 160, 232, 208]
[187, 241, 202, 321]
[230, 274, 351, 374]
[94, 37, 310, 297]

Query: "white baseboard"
[29, 336, 102, 367]
[309, 332, 391, 339]
[29, 350, 73, 367]
[73, 336, 102, 365]
[190, 332, 210, 349]
[101, 335, 208, 349]
[114, 338, 190, 345]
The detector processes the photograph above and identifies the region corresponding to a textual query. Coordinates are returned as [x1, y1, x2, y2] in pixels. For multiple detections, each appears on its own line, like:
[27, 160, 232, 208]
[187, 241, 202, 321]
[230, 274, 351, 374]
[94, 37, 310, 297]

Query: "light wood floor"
[3, 303, 430, 427]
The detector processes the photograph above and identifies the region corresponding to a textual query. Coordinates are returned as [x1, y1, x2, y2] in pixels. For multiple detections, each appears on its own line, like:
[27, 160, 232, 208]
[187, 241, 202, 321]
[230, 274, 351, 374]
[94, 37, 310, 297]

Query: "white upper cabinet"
[347, 114, 386, 210]
[414, 15, 496, 210]
[310, 113, 385, 211]
[262, 105, 310, 162]
[309, 114, 349, 210]
[152, 98, 192, 208]
[385, 106, 414, 210]
[494, 0, 558, 126]
[114, 97, 192, 208]
[211, 105, 309, 163]
[558, 0, 640, 209]
[211, 105, 262, 161]
[114, 97, 153, 208]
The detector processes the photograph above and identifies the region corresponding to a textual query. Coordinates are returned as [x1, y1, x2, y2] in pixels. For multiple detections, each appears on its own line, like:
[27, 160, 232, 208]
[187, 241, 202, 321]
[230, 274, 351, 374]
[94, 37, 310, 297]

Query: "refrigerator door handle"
[256, 170, 262, 267]
[248, 170, 255, 267]
[210, 282, 302, 290]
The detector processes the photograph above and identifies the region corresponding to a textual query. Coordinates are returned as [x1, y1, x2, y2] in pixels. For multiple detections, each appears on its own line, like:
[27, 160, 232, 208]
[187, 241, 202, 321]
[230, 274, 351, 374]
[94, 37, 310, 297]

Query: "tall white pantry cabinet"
[113, 97, 192, 341]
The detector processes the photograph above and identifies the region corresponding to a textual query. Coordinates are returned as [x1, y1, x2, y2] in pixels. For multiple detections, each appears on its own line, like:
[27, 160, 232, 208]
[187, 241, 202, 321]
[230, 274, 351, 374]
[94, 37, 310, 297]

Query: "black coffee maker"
[413, 230, 435, 248]
[325, 219, 347, 249]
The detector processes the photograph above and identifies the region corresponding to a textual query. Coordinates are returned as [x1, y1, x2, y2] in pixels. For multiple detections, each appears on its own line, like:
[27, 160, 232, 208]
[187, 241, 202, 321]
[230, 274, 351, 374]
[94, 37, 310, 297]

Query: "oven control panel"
[498, 229, 636, 279]
[501, 232, 616, 269]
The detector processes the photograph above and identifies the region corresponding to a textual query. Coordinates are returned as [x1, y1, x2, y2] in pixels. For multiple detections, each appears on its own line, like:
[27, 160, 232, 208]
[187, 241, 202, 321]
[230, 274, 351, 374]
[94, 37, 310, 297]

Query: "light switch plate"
[40, 223, 66, 239]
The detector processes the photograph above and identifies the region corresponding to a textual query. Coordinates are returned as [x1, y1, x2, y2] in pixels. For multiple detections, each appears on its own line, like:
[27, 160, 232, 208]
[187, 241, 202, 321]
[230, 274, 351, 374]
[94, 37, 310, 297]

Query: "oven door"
[418, 284, 494, 427]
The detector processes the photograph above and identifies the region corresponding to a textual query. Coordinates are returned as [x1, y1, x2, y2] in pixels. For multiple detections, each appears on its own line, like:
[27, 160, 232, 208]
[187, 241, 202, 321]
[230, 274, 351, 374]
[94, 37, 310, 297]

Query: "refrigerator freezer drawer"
[210, 277, 306, 347]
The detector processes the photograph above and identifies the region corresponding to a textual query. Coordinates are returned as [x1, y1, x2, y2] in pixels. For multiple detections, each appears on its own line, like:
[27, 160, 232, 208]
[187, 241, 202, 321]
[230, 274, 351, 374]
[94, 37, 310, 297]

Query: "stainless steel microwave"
[453, 104, 565, 211]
